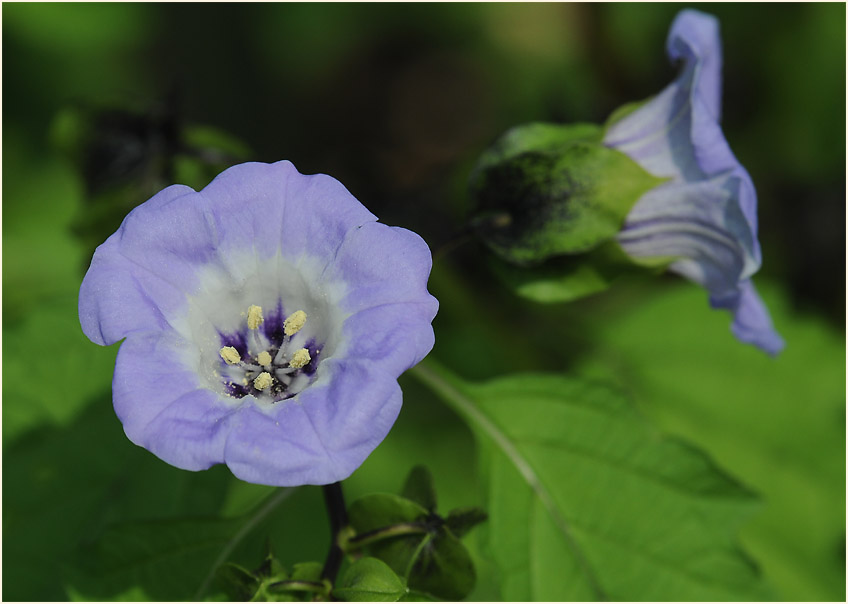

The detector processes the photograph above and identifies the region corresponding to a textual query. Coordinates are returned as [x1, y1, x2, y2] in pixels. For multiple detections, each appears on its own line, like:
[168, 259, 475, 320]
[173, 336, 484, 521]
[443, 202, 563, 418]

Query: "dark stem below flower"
[320, 482, 348, 585]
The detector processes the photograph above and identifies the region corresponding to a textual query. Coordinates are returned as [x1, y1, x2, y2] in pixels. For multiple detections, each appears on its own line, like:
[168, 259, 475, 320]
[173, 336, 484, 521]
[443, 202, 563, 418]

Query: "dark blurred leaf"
[214, 562, 261, 601]
[407, 530, 476, 601]
[181, 124, 252, 163]
[401, 466, 438, 512]
[2, 399, 224, 601]
[412, 361, 772, 601]
[334, 557, 407, 602]
[444, 507, 488, 539]
[68, 516, 243, 601]
[66, 489, 297, 601]
[2, 390, 301, 601]
[347, 494, 430, 585]
[50, 103, 253, 262]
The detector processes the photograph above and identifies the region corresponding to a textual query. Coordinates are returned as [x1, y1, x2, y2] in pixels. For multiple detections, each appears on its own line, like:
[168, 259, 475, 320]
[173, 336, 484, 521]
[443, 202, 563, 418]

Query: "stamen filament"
[249, 329, 264, 355]
[274, 340, 289, 365]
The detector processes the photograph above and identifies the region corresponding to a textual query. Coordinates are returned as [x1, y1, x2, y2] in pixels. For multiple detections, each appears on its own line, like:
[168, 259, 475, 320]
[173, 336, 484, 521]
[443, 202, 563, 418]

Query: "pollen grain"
[247, 305, 264, 330]
[219, 346, 241, 365]
[284, 310, 307, 336]
[253, 371, 273, 391]
[289, 348, 311, 369]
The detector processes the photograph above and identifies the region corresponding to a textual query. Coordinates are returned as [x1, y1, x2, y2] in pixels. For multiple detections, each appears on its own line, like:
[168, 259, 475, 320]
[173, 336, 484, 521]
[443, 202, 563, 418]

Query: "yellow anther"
[219, 346, 241, 365]
[253, 372, 273, 391]
[257, 351, 272, 366]
[284, 310, 307, 336]
[289, 348, 311, 369]
[247, 305, 264, 330]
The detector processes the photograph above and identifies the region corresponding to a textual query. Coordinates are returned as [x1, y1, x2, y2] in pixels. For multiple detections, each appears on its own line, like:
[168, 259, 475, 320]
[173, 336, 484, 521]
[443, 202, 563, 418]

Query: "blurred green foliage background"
[3, 3, 845, 601]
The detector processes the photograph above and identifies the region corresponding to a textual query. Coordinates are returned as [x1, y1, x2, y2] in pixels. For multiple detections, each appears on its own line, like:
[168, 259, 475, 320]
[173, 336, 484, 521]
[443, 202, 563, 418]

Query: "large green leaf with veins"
[575, 281, 846, 601]
[411, 362, 771, 601]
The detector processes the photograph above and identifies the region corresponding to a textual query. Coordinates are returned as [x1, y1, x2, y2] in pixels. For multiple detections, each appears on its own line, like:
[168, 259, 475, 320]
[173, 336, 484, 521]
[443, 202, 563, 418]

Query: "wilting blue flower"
[604, 9, 784, 354]
[79, 161, 438, 486]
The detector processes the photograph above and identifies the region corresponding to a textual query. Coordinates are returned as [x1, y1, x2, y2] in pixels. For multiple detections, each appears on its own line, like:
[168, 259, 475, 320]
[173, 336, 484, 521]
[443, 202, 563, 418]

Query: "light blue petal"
[80, 162, 381, 345]
[618, 175, 760, 294]
[712, 280, 785, 356]
[329, 222, 439, 314]
[342, 302, 436, 378]
[112, 331, 234, 470]
[605, 9, 781, 354]
[199, 161, 378, 263]
[223, 360, 402, 486]
[667, 9, 723, 121]
[79, 184, 197, 345]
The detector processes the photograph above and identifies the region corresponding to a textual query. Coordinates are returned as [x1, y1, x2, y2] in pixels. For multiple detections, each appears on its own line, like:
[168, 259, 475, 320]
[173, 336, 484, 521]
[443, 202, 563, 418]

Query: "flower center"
[217, 304, 322, 402]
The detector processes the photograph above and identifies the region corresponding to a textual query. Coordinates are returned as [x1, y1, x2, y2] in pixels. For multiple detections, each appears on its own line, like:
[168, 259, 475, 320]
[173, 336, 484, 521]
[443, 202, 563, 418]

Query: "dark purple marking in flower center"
[262, 300, 288, 344]
[217, 305, 322, 403]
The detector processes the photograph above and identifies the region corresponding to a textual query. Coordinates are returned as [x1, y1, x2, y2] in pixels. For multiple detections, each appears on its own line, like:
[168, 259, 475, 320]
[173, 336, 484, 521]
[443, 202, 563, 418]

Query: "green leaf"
[1, 150, 87, 322]
[401, 466, 438, 512]
[347, 494, 478, 600]
[2, 296, 117, 444]
[410, 361, 771, 601]
[476, 122, 604, 158]
[334, 557, 408, 602]
[469, 122, 663, 264]
[289, 561, 324, 583]
[489, 240, 659, 303]
[575, 281, 846, 601]
[348, 494, 429, 531]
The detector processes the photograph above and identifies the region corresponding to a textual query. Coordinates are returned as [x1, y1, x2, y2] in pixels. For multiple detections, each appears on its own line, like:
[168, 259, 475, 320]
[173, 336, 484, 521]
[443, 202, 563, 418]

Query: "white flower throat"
[217, 304, 320, 402]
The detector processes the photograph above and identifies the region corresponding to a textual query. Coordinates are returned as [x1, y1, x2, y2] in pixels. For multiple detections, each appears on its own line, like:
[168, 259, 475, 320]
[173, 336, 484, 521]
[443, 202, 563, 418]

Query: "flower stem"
[320, 482, 348, 585]
[345, 521, 430, 550]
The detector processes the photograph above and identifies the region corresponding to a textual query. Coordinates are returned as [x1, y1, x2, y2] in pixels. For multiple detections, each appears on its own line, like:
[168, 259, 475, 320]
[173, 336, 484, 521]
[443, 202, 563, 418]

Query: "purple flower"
[604, 9, 784, 355]
[79, 161, 438, 486]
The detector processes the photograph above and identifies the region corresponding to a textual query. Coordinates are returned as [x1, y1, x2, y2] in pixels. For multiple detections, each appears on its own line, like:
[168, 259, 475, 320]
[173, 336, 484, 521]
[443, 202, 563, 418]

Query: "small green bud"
[469, 122, 664, 265]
